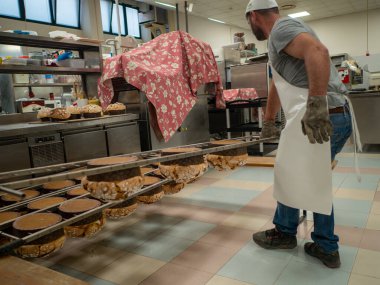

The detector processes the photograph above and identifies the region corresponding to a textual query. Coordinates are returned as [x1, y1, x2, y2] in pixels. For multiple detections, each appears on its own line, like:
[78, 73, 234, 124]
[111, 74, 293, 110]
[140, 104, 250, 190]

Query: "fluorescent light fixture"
[187, 3, 194, 12]
[208, 17, 225, 24]
[155, 1, 176, 9]
[288, 11, 310, 18]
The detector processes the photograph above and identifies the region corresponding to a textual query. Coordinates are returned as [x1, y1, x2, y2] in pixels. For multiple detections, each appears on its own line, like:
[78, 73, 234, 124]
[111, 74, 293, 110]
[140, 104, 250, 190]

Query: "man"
[245, 0, 352, 268]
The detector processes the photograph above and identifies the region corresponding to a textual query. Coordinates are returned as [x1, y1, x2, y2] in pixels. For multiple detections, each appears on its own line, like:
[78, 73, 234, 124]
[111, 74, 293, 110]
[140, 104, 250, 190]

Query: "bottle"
[45, 74, 54, 84]
[28, 88, 35, 99]
[49, 92, 54, 100]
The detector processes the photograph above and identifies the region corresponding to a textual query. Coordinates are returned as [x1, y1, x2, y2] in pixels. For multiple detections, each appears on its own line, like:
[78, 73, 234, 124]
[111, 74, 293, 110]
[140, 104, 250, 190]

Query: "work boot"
[304, 242, 341, 268]
[252, 228, 297, 249]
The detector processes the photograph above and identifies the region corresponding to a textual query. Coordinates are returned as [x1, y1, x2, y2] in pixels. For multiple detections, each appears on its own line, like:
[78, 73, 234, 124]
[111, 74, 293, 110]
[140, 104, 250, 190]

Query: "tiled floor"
[33, 150, 380, 285]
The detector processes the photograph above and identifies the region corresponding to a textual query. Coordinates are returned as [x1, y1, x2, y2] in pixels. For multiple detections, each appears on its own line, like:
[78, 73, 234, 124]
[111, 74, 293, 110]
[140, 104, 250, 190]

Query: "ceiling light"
[288, 11, 310, 18]
[187, 3, 194, 12]
[155, 1, 176, 9]
[208, 18, 225, 24]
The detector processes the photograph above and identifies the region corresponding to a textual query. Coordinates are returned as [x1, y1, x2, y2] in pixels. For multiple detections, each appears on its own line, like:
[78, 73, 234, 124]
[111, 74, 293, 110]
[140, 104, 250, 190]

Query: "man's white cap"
[245, 0, 279, 14]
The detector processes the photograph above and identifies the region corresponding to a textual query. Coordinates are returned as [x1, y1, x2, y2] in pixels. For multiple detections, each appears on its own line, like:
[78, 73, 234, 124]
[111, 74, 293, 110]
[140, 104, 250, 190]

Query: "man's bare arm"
[282, 32, 330, 97]
[265, 80, 281, 121]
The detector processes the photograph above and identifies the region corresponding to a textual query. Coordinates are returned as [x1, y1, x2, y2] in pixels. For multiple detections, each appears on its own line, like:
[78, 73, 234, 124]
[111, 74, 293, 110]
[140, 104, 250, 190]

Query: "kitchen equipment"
[62, 127, 107, 162]
[27, 134, 65, 167]
[44, 99, 62, 109]
[0, 138, 31, 172]
[16, 99, 44, 113]
[62, 93, 74, 107]
[369, 72, 380, 89]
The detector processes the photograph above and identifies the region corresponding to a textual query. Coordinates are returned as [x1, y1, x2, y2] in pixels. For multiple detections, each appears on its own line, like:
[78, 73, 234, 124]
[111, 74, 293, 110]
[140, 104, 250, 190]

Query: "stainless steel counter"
[0, 113, 141, 172]
[0, 113, 139, 139]
[348, 91, 380, 145]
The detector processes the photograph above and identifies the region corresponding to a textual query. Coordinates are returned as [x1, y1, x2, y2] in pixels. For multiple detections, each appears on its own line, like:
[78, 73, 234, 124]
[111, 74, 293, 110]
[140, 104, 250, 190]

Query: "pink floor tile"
[360, 229, 380, 252]
[147, 199, 233, 224]
[171, 241, 238, 274]
[335, 167, 380, 175]
[334, 167, 356, 173]
[198, 225, 252, 251]
[334, 225, 365, 247]
[139, 262, 213, 285]
[190, 177, 220, 186]
[239, 187, 277, 216]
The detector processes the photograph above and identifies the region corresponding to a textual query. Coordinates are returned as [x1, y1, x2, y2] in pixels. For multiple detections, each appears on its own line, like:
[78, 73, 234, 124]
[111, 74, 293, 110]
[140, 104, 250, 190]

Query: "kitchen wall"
[169, 8, 380, 60]
[168, 10, 268, 58]
[308, 9, 380, 57]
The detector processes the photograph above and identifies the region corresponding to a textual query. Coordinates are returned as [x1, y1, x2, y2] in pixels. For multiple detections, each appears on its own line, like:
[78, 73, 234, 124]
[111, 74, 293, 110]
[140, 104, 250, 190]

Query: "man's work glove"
[260, 121, 281, 140]
[301, 96, 333, 144]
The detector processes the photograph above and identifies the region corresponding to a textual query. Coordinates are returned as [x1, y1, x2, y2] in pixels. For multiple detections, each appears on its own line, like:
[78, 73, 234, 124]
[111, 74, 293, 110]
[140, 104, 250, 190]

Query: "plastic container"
[27, 59, 41, 66]
[3, 58, 27, 65]
[57, 59, 85, 68]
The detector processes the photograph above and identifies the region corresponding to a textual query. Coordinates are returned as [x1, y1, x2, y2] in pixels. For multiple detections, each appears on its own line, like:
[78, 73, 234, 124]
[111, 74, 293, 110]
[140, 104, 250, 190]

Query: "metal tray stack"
[0, 135, 268, 256]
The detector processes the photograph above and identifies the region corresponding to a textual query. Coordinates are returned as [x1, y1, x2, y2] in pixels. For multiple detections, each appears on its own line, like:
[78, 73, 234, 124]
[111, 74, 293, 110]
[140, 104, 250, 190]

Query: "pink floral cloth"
[218, 88, 258, 108]
[98, 31, 222, 142]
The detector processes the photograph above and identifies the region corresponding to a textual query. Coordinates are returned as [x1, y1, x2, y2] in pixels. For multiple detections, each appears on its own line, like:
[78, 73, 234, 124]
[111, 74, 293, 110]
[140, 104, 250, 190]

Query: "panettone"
[83, 156, 143, 201]
[37, 107, 52, 121]
[42, 180, 76, 191]
[206, 140, 248, 171]
[59, 199, 105, 238]
[105, 102, 126, 115]
[137, 176, 164, 204]
[104, 198, 138, 219]
[27, 197, 67, 210]
[81, 104, 102, 118]
[66, 106, 82, 119]
[159, 147, 208, 183]
[1, 189, 40, 205]
[12, 213, 65, 258]
[50, 108, 71, 121]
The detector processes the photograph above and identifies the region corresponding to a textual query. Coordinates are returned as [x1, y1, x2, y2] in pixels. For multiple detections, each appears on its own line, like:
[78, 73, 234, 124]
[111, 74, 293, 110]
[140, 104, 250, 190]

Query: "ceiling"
[137, 0, 380, 29]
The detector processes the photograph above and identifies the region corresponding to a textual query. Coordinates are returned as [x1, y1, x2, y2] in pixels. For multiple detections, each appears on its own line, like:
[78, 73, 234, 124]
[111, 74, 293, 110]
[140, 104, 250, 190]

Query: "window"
[111, 3, 126, 35]
[100, 0, 111, 33]
[100, 1, 141, 38]
[0, 0, 21, 18]
[56, 0, 80, 28]
[24, 0, 52, 23]
[126, 7, 140, 38]
[0, 0, 81, 29]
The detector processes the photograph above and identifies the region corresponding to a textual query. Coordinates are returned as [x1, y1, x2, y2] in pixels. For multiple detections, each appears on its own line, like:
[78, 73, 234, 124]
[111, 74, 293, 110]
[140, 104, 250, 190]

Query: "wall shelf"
[13, 83, 76, 87]
[0, 65, 101, 75]
[0, 31, 101, 51]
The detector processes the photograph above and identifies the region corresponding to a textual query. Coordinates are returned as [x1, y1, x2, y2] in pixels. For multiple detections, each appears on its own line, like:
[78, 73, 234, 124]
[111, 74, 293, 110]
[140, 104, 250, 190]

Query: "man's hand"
[301, 96, 333, 144]
[260, 121, 281, 139]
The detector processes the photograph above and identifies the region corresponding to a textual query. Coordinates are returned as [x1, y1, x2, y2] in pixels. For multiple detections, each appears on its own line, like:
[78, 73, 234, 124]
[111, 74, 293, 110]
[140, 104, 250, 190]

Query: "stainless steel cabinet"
[106, 122, 141, 155]
[0, 140, 31, 172]
[63, 128, 107, 162]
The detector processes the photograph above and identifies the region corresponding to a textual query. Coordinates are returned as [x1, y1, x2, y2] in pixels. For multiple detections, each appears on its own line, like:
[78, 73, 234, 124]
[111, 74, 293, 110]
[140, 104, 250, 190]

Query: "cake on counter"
[50, 108, 71, 121]
[37, 107, 53, 122]
[66, 106, 82, 120]
[81, 104, 103, 118]
[105, 102, 126, 115]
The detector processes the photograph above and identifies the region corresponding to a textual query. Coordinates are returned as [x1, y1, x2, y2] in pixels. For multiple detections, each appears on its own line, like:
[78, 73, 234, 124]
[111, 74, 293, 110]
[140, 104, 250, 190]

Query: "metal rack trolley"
[0, 136, 273, 256]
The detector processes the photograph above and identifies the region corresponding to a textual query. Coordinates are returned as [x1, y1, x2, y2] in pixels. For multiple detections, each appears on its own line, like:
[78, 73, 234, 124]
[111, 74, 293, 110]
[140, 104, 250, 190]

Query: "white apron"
[271, 66, 333, 215]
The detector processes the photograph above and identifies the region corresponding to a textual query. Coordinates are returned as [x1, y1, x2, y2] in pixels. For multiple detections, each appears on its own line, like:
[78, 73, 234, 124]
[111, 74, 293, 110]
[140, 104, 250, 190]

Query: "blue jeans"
[273, 104, 352, 253]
